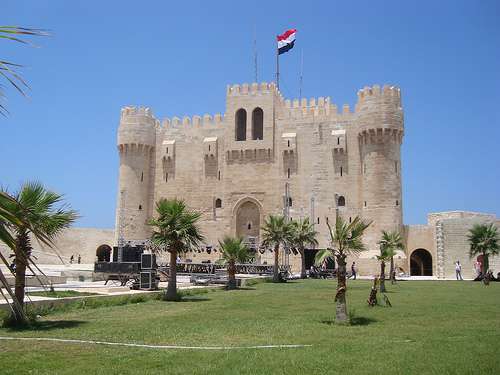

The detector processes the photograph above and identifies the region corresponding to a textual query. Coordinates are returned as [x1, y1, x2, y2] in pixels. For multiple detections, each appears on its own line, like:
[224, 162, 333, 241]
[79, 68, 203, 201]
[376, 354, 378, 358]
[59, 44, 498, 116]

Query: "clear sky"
[1, 0, 499, 228]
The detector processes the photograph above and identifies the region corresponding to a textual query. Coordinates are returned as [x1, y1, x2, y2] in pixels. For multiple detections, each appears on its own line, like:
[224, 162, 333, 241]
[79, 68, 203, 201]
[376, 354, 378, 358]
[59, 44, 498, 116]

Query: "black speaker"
[140, 271, 156, 290]
[141, 253, 156, 270]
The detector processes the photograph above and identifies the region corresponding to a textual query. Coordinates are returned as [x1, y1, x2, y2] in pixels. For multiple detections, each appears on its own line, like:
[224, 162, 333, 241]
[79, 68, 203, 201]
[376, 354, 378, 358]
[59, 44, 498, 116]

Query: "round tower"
[115, 106, 157, 243]
[356, 85, 404, 256]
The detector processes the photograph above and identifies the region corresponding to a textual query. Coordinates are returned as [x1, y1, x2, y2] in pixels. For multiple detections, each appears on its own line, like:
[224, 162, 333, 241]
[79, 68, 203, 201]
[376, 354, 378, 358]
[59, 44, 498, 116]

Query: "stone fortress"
[114, 81, 499, 278]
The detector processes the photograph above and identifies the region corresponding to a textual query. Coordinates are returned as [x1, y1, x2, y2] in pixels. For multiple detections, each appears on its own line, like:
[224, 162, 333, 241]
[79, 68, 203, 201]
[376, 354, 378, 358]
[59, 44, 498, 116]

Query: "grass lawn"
[1, 279, 499, 374]
[26, 290, 98, 298]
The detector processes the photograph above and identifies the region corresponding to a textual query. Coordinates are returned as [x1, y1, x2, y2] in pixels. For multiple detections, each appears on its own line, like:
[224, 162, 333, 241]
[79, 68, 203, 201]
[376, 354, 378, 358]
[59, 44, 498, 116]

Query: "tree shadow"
[179, 297, 211, 302]
[5, 320, 87, 332]
[320, 317, 377, 326]
[234, 287, 256, 291]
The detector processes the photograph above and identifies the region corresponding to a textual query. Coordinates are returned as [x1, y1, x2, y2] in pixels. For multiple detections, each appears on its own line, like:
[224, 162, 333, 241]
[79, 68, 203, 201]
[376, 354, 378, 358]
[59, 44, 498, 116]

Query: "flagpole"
[299, 49, 303, 99]
[276, 45, 280, 91]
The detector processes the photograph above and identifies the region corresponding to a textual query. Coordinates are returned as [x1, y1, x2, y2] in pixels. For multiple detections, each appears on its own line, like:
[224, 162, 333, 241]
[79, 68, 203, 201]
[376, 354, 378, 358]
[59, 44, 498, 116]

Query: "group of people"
[69, 254, 81, 264]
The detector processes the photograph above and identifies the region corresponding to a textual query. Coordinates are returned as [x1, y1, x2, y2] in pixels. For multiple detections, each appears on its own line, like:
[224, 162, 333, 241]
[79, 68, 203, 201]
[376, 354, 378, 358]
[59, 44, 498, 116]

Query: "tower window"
[165, 173, 168, 183]
[235, 108, 247, 141]
[287, 140, 290, 147]
[215, 198, 222, 208]
[247, 223, 252, 230]
[218, 170, 221, 180]
[208, 145, 211, 152]
[317, 217, 320, 224]
[364, 201, 367, 207]
[252, 107, 264, 140]
[326, 217, 329, 224]
[166, 147, 169, 154]
[138, 205, 142, 210]
[340, 166, 343, 177]
[288, 197, 292, 207]
[141, 172, 144, 182]
[396, 200, 399, 206]
[287, 168, 290, 178]
[337, 196, 346, 207]
[349, 217, 352, 223]
[337, 137, 340, 145]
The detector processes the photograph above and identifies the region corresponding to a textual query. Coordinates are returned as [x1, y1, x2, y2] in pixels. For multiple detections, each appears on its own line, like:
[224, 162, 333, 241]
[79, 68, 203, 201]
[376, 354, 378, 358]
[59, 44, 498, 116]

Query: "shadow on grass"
[5, 320, 87, 332]
[320, 317, 377, 326]
[179, 297, 211, 303]
[234, 287, 256, 291]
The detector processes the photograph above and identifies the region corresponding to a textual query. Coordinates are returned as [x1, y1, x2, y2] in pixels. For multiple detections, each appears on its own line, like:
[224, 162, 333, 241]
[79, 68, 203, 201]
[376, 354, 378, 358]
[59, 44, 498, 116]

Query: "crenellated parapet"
[355, 84, 401, 110]
[226, 82, 278, 97]
[118, 106, 157, 148]
[355, 84, 404, 139]
[161, 113, 225, 129]
[280, 96, 352, 120]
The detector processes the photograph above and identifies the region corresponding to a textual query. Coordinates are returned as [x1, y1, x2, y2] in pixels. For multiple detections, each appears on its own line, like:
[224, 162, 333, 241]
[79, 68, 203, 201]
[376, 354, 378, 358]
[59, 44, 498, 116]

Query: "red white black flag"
[277, 29, 296, 55]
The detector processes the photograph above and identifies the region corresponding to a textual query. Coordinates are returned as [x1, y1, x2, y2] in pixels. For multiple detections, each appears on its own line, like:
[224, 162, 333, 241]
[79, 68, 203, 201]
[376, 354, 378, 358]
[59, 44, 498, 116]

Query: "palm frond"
[314, 248, 333, 267]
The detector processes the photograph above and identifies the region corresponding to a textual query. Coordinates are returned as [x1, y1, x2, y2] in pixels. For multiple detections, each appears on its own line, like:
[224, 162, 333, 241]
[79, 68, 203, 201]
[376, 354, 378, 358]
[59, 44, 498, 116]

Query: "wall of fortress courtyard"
[3, 83, 497, 279]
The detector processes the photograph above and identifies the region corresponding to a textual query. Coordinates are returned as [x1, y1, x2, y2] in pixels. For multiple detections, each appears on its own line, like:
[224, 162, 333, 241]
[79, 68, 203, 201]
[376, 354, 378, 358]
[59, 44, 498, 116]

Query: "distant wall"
[0, 227, 115, 265]
[440, 217, 500, 279]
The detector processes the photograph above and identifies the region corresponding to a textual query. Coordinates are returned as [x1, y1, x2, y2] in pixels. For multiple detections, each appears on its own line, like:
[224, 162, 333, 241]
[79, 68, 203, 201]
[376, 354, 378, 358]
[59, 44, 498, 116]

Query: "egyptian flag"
[277, 29, 296, 55]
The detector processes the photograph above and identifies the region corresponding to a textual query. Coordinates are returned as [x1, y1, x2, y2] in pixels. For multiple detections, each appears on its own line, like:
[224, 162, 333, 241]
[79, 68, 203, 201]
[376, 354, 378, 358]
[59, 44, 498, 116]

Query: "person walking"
[69, 254, 74, 264]
[77, 254, 81, 264]
[351, 262, 357, 280]
[455, 260, 463, 280]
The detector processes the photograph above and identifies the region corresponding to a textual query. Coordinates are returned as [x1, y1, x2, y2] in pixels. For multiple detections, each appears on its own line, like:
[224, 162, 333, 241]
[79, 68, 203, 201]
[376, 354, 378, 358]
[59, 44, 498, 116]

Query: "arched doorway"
[235, 200, 260, 245]
[96, 244, 112, 262]
[410, 248, 433, 276]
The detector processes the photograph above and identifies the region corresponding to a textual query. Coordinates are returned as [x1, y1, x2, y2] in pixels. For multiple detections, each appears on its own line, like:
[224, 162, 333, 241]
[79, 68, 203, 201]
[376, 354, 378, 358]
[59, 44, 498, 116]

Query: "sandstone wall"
[0, 227, 115, 265]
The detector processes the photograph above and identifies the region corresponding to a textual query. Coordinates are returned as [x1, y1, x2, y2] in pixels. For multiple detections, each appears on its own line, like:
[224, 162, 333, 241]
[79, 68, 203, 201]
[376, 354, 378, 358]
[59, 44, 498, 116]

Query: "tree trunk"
[0, 267, 27, 325]
[300, 248, 306, 279]
[380, 261, 386, 293]
[335, 253, 348, 324]
[483, 252, 489, 274]
[14, 230, 30, 310]
[390, 256, 396, 284]
[165, 250, 178, 301]
[227, 260, 237, 290]
[273, 244, 280, 282]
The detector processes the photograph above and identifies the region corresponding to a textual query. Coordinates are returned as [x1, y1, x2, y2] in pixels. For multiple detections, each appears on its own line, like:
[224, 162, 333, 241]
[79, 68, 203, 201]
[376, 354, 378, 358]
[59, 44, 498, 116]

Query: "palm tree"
[261, 215, 292, 282]
[219, 236, 250, 289]
[378, 230, 404, 287]
[149, 198, 204, 301]
[0, 26, 48, 115]
[2, 182, 78, 313]
[468, 223, 499, 276]
[315, 215, 371, 324]
[289, 218, 318, 278]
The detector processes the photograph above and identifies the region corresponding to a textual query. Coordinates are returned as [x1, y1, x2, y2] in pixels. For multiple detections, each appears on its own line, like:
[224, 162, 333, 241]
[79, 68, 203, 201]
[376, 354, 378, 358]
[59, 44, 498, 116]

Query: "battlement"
[280, 96, 351, 119]
[226, 82, 281, 97]
[356, 85, 401, 106]
[121, 106, 154, 118]
[161, 113, 225, 129]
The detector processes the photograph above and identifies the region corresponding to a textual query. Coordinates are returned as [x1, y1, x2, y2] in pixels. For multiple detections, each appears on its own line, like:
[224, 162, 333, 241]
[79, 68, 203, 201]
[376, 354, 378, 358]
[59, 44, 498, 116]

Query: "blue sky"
[1, 0, 499, 228]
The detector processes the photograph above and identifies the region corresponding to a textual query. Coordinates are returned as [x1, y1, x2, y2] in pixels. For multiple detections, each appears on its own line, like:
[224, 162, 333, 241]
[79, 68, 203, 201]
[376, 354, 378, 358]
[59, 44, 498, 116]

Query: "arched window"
[215, 198, 222, 208]
[235, 108, 247, 141]
[337, 196, 346, 207]
[252, 107, 264, 140]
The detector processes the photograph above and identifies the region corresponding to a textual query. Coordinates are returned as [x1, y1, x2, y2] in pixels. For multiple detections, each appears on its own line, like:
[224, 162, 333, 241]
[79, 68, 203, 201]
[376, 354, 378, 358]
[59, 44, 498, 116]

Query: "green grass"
[0, 280, 499, 374]
[26, 290, 98, 298]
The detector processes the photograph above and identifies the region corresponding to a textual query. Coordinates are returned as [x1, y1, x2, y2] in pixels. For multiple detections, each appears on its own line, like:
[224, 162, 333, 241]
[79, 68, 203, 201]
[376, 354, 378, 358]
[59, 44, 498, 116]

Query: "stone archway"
[234, 199, 261, 244]
[96, 244, 112, 262]
[410, 248, 433, 276]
